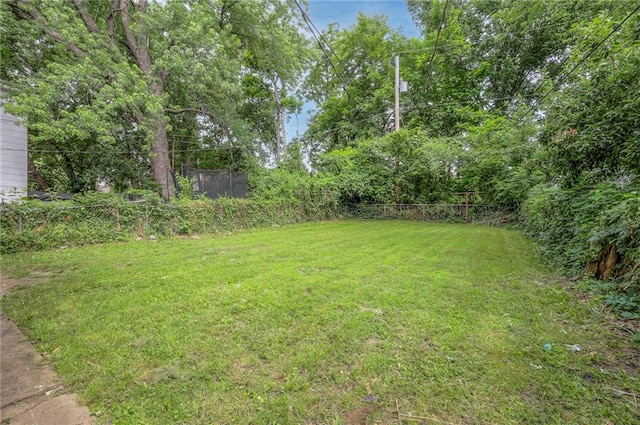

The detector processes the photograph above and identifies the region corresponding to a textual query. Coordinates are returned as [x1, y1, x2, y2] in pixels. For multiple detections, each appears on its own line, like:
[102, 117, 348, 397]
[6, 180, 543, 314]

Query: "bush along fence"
[0, 192, 504, 254]
[522, 182, 640, 318]
[0, 193, 340, 254]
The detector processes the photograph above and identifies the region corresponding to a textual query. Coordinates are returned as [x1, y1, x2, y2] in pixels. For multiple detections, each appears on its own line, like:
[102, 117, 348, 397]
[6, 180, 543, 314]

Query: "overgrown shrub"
[0, 191, 340, 254]
[522, 181, 640, 316]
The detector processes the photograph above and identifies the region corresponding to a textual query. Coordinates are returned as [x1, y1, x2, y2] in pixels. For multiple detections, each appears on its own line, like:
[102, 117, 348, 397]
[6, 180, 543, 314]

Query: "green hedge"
[522, 182, 640, 317]
[0, 192, 340, 254]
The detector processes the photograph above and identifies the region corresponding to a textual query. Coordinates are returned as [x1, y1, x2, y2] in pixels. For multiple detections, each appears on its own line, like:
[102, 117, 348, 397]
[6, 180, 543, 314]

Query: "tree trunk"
[118, 0, 174, 199]
[150, 112, 173, 200]
[271, 76, 286, 162]
[10, 0, 176, 198]
[587, 243, 618, 280]
[27, 158, 48, 191]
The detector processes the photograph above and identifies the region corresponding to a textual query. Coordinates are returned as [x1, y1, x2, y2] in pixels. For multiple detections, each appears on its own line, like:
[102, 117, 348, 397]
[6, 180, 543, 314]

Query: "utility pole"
[394, 55, 408, 132]
[394, 54, 400, 132]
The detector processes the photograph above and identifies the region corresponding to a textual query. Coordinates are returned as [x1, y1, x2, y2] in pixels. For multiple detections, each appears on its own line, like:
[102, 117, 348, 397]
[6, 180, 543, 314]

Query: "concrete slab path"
[1, 277, 96, 424]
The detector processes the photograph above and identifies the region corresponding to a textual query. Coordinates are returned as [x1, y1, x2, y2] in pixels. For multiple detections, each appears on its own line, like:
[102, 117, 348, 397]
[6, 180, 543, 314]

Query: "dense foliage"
[299, 0, 640, 314]
[1, 0, 309, 197]
[0, 192, 339, 254]
[523, 183, 640, 317]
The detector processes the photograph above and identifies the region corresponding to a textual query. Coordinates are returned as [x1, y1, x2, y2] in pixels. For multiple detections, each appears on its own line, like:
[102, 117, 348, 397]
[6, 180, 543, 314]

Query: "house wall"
[0, 101, 28, 202]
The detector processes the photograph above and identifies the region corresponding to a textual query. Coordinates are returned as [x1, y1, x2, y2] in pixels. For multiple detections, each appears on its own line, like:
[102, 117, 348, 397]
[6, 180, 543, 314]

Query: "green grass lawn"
[1, 220, 638, 424]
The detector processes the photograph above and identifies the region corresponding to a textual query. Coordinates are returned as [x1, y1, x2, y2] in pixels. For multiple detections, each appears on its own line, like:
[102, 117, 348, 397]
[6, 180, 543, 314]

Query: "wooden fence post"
[465, 192, 469, 224]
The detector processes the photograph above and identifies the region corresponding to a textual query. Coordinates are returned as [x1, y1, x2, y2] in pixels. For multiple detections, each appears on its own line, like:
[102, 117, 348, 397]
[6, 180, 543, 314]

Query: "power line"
[3, 145, 244, 155]
[293, 0, 340, 63]
[11, 4, 637, 160]
[475, 3, 640, 156]
[423, 0, 449, 90]
[292, 0, 341, 80]
[4, 93, 542, 156]
[537, 3, 640, 105]
[305, 2, 638, 149]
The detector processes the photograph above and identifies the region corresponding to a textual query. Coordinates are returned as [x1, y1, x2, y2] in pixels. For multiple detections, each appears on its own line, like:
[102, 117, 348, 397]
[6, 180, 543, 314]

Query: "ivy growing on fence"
[0, 192, 340, 254]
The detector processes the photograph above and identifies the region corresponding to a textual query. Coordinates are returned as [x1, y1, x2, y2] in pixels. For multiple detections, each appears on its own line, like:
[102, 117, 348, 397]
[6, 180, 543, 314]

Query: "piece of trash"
[543, 343, 552, 351]
[362, 395, 375, 402]
[565, 344, 581, 352]
[45, 386, 63, 396]
[530, 363, 543, 369]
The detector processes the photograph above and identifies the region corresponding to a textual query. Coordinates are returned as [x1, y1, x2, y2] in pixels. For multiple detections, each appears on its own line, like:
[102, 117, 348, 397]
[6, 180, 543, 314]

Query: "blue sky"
[287, 0, 419, 141]
[308, 0, 419, 37]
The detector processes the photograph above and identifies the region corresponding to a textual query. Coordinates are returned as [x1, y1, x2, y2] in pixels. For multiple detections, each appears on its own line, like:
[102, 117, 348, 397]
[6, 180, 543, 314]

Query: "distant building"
[0, 84, 28, 203]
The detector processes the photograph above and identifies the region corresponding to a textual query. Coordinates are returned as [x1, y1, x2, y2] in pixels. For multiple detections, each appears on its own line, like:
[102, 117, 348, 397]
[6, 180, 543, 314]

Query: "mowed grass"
[1, 220, 638, 424]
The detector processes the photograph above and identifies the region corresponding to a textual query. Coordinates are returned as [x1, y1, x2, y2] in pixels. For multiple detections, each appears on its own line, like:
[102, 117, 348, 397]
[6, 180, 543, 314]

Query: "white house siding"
[0, 102, 28, 202]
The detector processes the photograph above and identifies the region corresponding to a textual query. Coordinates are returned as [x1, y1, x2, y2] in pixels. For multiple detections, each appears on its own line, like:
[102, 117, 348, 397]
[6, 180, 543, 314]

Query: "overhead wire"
[4, 92, 545, 156]
[474, 3, 640, 156]
[303, 3, 637, 150]
[423, 0, 449, 90]
[292, 0, 342, 80]
[11, 4, 637, 158]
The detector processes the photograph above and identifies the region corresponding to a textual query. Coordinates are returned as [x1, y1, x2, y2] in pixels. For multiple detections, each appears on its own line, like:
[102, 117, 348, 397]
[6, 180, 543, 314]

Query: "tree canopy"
[2, 0, 310, 196]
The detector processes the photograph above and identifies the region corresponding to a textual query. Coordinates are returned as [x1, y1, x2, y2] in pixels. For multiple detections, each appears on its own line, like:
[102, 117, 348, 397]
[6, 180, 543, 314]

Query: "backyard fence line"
[0, 197, 340, 253]
[0, 200, 156, 254]
[0, 198, 505, 253]
[348, 203, 504, 224]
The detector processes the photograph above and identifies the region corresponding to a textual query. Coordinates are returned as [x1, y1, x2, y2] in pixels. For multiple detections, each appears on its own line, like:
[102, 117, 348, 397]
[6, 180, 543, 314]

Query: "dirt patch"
[366, 338, 380, 347]
[29, 270, 56, 277]
[0, 276, 44, 296]
[345, 405, 373, 425]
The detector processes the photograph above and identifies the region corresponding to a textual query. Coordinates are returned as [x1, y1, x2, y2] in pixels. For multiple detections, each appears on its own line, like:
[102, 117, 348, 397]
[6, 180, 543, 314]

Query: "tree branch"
[71, 0, 120, 53]
[106, 0, 118, 41]
[71, 0, 99, 34]
[27, 158, 49, 191]
[9, 0, 88, 58]
[118, 0, 141, 64]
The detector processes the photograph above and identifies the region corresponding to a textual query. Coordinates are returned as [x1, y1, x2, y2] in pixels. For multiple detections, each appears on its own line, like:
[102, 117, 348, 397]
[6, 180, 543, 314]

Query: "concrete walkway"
[1, 278, 95, 424]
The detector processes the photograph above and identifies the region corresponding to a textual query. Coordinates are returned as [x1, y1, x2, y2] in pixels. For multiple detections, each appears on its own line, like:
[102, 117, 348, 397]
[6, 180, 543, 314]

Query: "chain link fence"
[347, 203, 504, 224]
[1, 197, 505, 253]
[0, 199, 154, 253]
[0, 196, 341, 253]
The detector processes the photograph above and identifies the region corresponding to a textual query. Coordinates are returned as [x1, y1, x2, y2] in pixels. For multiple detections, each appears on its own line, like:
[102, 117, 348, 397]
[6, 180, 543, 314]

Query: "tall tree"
[3, 0, 309, 196]
[539, 5, 640, 186]
[407, 0, 618, 113]
[303, 14, 406, 160]
[402, 1, 485, 136]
